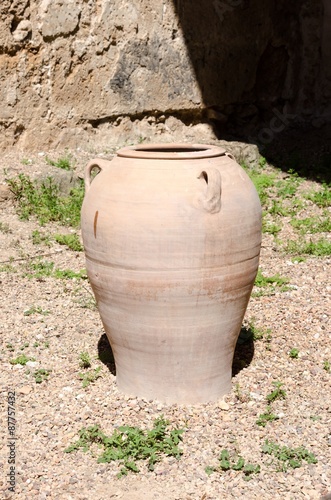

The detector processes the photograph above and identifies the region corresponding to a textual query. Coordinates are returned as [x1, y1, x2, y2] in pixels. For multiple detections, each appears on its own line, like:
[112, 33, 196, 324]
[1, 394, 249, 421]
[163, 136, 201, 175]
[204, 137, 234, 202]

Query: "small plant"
[323, 360, 330, 372]
[289, 348, 299, 359]
[0, 263, 17, 273]
[53, 268, 87, 280]
[19, 342, 30, 350]
[31, 230, 52, 246]
[7, 173, 84, 227]
[23, 260, 87, 280]
[253, 269, 290, 296]
[239, 322, 272, 343]
[46, 153, 73, 171]
[276, 173, 301, 199]
[266, 381, 286, 403]
[262, 440, 317, 472]
[254, 270, 289, 288]
[6, 343, 15, 351]
[233, 382, 251, 402]
[79, 351, 92, 369]
[23, 260, 54, 278]
[284, 238, 331, 257]
[268, 199, 289, 217]
[305, 184, 331, 208]
[291, 256, 306, 263]
[24, 305, 50, 316]
[246, 169, 275, 206]
[206, 449, 260, 480]
[79, 367, 102, 388]
[256, 405, 279, 427]
[259, 156, 267, 168]
[34, 368, 51, 383]
[0, 222, 12, 234]
[76, 294, 97, 310]
[262, 220, 282, 235]
[253, 324, 271, 342]
[290, 215, 331, 234]
[65, 416, 184, 477]
[21, 157, 33, 165]
[10, 354, 35, 365]
[54, 233, 83, 252]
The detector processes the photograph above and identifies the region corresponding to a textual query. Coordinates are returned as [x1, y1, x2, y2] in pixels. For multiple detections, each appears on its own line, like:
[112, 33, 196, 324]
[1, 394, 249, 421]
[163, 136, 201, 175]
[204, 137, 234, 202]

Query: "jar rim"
[117, 143, 226, 160]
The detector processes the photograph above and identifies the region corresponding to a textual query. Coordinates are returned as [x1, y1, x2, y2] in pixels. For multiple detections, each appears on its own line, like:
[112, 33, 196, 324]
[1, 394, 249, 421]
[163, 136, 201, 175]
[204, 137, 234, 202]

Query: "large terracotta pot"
[81, 144, 262, 404]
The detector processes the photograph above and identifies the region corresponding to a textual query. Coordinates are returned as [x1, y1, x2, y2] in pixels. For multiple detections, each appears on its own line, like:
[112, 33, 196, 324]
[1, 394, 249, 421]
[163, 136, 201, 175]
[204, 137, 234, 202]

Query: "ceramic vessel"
[81, 144, 262, 403]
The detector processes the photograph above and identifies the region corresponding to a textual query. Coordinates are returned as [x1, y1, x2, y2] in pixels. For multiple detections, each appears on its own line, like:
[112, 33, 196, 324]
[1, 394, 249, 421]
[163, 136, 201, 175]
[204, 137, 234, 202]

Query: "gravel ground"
[0, 147, 330, 500]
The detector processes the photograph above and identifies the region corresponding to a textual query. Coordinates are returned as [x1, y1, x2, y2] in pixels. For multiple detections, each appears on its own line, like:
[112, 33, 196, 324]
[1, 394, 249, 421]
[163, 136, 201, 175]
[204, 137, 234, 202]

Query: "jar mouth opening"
[117, 143, 226, 160]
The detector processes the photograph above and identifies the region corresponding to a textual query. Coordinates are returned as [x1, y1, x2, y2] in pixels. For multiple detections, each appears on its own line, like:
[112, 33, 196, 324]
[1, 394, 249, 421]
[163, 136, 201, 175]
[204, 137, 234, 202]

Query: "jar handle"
[84, 159, 111, 192]
[198, 168, 222, 213]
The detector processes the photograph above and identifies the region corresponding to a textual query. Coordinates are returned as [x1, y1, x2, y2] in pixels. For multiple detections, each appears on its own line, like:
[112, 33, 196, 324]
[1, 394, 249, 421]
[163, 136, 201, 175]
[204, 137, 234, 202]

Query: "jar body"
[81, 144, 262, 403]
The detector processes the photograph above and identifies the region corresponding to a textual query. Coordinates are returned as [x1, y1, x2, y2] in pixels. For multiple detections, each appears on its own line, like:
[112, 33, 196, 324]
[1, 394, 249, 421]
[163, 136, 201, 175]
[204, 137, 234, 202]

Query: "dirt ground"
[0, 140, 330, 500]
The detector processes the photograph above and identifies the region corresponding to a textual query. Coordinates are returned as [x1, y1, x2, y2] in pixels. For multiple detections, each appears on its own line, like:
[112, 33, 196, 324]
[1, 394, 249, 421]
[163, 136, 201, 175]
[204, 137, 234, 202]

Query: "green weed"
[256, 405, 279, 427]
[289, 348, 299, 359]
[290, 215, 331, 234]
[285, 238, 331, 256]
[262, 440, 317, 472]
[266, 381, 286, 403]
[7, 174, 84, 227]
[276, 172, 301, 199]
[323, 360, 330, 372]
[254, 269, 289, 288]
[249, 171, 275, 206]
[259, 156, 267, 168]
[238, 322, 272, 348]
[206, 449, 260, 480]
[24, 305, 50, 316]
[23, 260, 87, 280]
[253, 269, 290, 296]
[31, 230, 52, 246]
[291, 256, 306, 263]
[21, 158, 33, 165]
[262, 220, 282, 235]
[34, 368, 51, 383]
[0, 222, 12, 234]
[54, 268, 87, 279]
[65, 416, 184, 477]
[54, 233, 83, 252]
[10, 354, 35, 365]
[305, 184, 331, 208]
[310, 415, 322, 422]
[0, 264, 17, 273]
[79, 367, 102, 388]
[268, 199, 289, 217]
[233, 382, 250, 403]
[45, 154, 73, 171]
[79, 351, 92, 369]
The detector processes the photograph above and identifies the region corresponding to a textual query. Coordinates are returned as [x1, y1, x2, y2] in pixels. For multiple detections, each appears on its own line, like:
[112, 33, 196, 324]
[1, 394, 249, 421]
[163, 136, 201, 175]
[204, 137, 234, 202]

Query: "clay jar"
[81, 144, 262, 404]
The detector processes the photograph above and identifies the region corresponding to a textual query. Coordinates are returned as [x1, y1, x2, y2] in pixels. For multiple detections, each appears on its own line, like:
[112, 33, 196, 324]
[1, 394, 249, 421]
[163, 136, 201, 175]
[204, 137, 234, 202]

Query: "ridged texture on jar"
[81, 144, 262, 403]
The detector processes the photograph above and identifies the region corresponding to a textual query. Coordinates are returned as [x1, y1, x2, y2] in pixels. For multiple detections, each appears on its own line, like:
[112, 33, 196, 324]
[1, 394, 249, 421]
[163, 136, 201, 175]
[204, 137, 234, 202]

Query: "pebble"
[26, 361, 39, 368]
[18, 385, 33, 394]
[218, 401, 230, 410]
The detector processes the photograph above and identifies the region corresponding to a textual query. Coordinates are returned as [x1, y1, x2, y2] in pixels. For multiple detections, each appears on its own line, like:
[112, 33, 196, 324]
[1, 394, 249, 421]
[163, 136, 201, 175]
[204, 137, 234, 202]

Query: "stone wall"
[0, 0, 329, 150]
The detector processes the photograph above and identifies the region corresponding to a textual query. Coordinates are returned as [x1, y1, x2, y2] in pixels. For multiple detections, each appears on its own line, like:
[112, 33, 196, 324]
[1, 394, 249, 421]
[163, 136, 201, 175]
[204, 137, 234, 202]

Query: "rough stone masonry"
[0, 0, 329, 151]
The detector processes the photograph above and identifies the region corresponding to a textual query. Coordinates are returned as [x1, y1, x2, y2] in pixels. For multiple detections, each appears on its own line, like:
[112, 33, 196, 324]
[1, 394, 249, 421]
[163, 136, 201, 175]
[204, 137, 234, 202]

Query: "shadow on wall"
[171, 0, 331, 182]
